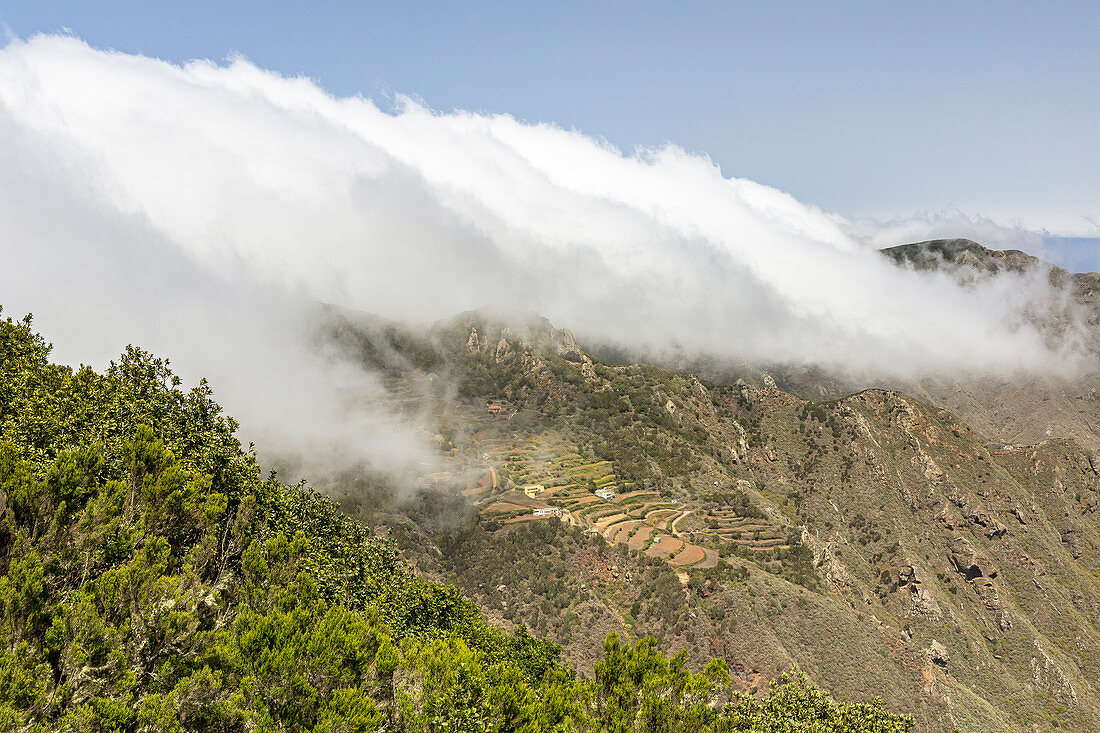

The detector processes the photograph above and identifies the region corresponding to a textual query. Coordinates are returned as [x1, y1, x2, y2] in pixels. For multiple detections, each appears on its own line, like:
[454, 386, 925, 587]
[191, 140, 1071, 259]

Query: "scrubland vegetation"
[0, 310, 912, 731]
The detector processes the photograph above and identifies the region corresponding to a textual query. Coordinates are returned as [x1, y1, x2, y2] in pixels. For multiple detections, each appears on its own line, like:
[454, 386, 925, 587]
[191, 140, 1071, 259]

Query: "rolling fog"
[0, 35, 1090, 479]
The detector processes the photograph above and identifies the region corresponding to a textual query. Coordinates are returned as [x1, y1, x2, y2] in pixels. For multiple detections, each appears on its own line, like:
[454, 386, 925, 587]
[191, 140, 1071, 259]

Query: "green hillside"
[0, 309, 911, 732]
[317, 306, 1100, 732]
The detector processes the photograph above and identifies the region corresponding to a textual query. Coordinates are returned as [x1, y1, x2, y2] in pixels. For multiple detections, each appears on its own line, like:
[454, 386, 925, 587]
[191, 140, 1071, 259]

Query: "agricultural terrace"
[471, 433, 799, 570]
[385, 381, 797, 574]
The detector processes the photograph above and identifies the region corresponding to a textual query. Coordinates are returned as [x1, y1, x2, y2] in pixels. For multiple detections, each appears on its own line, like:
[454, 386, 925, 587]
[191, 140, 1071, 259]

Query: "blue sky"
[2, 1, 1097, 270]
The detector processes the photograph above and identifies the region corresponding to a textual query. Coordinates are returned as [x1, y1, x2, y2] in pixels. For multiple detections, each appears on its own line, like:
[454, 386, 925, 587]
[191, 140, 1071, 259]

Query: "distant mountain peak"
[880, 238, 1042, 275]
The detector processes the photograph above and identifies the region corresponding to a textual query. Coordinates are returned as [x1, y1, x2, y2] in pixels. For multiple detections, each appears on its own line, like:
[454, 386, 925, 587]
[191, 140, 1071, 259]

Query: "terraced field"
[473, 434, 732, 569]
[626, 527, 655, 551]
[645, 534, 684, 560]
[699, 507, 790, 551]
[429, 402, 792, 567]
[378, 390, 794, 572]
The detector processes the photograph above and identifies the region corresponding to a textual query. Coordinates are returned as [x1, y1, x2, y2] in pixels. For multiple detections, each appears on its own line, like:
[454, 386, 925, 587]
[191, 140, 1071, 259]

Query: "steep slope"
[0, 310, 913, 732]
[753, 239, 1100, 451]
[884, 239, 1100, 452]
[321, 308, 1100, 732]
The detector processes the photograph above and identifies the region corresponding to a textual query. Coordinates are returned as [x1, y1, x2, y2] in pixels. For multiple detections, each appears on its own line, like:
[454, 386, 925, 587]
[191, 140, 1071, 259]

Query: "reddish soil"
[627, 528, 654, 551]
[611, 522, 639, 543]
[645, 535, 685, 560]
[668, 544, 705, 567]
[696, 548, 719, 569]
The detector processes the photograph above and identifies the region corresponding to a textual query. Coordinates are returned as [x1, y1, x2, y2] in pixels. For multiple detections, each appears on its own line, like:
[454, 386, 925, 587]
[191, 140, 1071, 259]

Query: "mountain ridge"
[0, 309, 914, 732]
[312, 286, 1100, 732]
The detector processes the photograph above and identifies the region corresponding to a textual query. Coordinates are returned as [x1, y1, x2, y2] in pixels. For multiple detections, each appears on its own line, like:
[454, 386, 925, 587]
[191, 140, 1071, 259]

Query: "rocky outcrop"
[466, 327, 485, 353]
[968, 508, 1009, 539]
[898, 563, 943, 617]
[728, 420, 750, 464]
[948, 537, 997, 580]
[495, 332, 516, 362]
[554, 328, 585, 363]
[552, 328, 598, 382]
[1030, 639, 1080, 704]
[927, 639, 949, 668]
[802, 528, 855, 594]
[972, 576, 1013, 630]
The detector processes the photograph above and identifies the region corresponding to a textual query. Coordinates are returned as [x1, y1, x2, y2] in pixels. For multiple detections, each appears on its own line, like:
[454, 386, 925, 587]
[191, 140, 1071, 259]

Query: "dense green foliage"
[0, 310, 912, 731]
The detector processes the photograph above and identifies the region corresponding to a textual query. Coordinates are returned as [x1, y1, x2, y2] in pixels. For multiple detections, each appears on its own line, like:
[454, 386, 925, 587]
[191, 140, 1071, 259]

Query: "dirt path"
[669, 510, 692, 536]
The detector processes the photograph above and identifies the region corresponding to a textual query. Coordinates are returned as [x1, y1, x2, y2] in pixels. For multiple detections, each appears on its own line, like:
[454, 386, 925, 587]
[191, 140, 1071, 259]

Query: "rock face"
[552, 327, 599, 382]
[972, 576, 1013, 630]
[494, 334, 514, 362]
[466, 327, 484, 353]
[802, 528, 854, 594]
[948, 538, 997, 580]
[928, 640, 950, 668]
[898, 564, 943, 617]
[554, 328, 585, 363]
[966, 507, 1009, 539]
[728, 420, 750, 464]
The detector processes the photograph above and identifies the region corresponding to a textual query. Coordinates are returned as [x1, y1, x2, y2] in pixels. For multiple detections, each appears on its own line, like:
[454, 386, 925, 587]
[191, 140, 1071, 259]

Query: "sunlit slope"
[326, 307, 1100, 732]
[0, 309, 915, 732]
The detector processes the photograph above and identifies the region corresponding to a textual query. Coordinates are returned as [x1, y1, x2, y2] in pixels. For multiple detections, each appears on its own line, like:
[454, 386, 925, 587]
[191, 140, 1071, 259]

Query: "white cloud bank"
[0, 35, 1091, 471]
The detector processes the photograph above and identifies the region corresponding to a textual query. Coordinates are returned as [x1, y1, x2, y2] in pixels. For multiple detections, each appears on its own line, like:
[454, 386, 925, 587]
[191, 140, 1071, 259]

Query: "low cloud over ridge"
[0, 35, 1090, 471]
